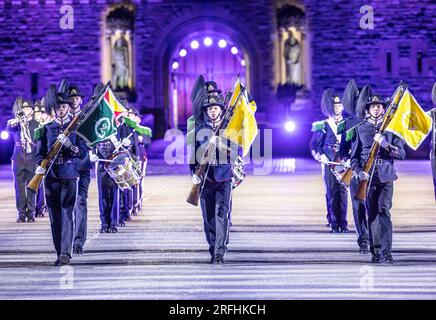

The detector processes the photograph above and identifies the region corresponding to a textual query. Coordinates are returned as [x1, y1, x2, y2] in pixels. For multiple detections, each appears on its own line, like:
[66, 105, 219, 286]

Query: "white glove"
[374, 133, 385, 144]
[342, 159, 351, 168]
[320, 154, 329, 165]
[374, 133, 390, 150]
[122, 138, 132, 147]
[209, 135, 218, 145]
[358, 171, 370, 181]
[7, 118, 19, 126]
[89, 152, 99, 162]
[35, 166, 46, 175]
[312, 151, 321, 161]
[57, 133, 72, 147]
[138, 135, 144, 143]
[192, 174, 202, 185]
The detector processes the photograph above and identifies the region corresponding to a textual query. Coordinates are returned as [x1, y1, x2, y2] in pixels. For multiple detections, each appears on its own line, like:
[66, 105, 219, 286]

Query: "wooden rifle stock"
[355, 143, 380, 201]
[186, 141, 216, 206]
[27, 82, 110, 193]
[340, 167, 353, 187]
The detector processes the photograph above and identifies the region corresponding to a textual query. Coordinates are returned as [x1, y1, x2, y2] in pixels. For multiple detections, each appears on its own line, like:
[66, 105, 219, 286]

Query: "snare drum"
[104, 151, 143, 190]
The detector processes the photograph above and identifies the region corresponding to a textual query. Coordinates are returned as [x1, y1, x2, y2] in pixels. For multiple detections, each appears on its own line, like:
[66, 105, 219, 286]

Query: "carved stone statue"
[112, 35, 130, 90]
[284, 31, 302, 85]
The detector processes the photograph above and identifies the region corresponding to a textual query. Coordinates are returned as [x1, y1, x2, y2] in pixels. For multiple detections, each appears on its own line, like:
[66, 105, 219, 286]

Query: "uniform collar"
[53, 112, 72, 126]
[366, 115, 383, 127]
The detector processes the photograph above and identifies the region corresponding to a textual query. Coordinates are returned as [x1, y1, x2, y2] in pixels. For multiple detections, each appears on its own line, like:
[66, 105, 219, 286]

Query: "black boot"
[109, 225, 118, 233]
[381, 252, 394, 264]
[371, 254, 381, 264]
[99, 225, 109, 233]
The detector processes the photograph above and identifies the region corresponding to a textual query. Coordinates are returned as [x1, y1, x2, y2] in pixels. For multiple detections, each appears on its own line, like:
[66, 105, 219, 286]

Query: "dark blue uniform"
[341, 117, 368, 250]
[95, 126, 132, 231]
[350, 117, 406, 259]
[6, 118, 39, 222]
[135, 135, 149, 213]
[73, 132, 92, 250]
[310, 119, 348, 231]
[118, 125, 139, 224]
[36, 118, 87, 259]
[429, 109, 436, 201]
[190, 123, 239, 260]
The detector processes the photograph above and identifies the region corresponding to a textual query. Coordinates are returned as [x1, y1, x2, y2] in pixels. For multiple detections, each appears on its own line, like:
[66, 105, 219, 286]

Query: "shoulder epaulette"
[33, 124, 48, 141]
[337, 120, 346, 134]
[345, 121, 365, 142]
[311, 120, 325, 132]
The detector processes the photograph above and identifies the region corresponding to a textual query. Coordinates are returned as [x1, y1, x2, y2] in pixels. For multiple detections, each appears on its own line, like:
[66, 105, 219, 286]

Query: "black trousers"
[45, 177, 77, 258]
[73, 170, 90, 247]
[322, 164, 348, 228]
[12, 161, 36, 218]
[366, 180, 394, 256]
[431, 156, 436, 201]
[350, 177, 368, 248]
[97, 165, 119, 227]
[200, 180, 232, 257]
[120, 189, 133, 221]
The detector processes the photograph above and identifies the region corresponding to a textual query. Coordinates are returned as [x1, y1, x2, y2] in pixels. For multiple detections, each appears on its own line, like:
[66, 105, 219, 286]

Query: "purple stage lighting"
[218, 39, 227, 48]
[285, 120, 296, 132]
[0, 131, 9, 140]
[231, 46, 238, 55]
[190, 40, 199, 49]
[203, 37, 212, 46]
[171, 61, 179, 70]
[179, 48, 187, 57]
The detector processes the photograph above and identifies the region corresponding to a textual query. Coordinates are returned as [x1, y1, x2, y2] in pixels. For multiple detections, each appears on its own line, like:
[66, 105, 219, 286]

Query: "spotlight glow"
[218, 39, 227, 48]
[231, 46, 238, 55]
[0, 130, 9, 140]
[241, 59, 246, 66]
[179, 49, 187, 57]
[203, 37, 213, 46]
[285, 121, 296, 132]
[190, 40, 199, 49]
[171, 61, 179, 70]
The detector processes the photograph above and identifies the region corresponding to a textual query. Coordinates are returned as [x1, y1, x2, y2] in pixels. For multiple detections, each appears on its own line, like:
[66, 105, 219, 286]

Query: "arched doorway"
[151, 16, 261, 135]
[169, 32, 248, 129]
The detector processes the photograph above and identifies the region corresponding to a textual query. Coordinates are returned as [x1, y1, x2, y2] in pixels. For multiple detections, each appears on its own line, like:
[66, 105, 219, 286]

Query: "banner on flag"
[385, 88, 432, 150]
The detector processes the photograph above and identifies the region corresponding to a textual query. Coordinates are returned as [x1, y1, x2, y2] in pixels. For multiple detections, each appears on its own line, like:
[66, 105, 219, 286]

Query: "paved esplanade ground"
[0, 159, 435, 299]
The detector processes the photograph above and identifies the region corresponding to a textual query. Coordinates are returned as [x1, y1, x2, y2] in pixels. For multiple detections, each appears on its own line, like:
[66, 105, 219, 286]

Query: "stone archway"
[151, 15, 262, 131]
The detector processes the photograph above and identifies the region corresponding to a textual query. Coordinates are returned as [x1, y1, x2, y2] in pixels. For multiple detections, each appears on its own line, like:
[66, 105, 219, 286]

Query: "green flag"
[123, 117, 152, 137]
[76, 98, 117, 146]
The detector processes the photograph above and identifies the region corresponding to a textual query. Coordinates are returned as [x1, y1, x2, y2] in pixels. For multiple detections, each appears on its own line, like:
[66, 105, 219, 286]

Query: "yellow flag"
[385, 88, 432, 150]
[222, 82, 258, 157]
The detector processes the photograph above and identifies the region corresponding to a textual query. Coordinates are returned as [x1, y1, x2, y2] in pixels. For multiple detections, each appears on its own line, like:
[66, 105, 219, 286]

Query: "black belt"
[53, 157, 75, 165]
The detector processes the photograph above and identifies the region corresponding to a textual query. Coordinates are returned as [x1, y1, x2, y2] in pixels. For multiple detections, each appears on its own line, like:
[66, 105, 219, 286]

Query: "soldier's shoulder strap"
[33, 121, 52, 141]
[311, 120, 326, 132]
[336, 119, 347, 134]
[345, 121, 365, 142]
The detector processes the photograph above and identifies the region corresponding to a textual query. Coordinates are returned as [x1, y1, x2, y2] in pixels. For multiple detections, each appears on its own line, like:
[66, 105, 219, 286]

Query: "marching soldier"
[310, 89, 349, 233]
[189, 77, 239, 264]
[35, 90, 87, 265]
[33, 99, 48, 218]
[6, 98, 39, 223]
[68, 85, 92, 254]
[341, 80, 369, 254]
[430, 82, 436, 201]
[350, 91, 406, 264]
[118, 111, 139, 226]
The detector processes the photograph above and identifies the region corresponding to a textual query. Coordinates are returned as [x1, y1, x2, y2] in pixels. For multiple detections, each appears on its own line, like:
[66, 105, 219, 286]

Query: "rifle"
[354, 84, 405, 202]
[186, 84, 243, 206]
[27, 81, 110, 193]
[340, 167, 353, 187]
